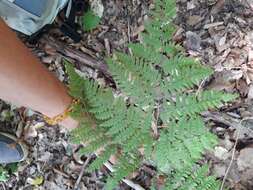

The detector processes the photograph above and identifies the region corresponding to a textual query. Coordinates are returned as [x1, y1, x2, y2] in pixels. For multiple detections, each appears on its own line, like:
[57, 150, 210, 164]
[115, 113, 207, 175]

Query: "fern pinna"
[66, 0, 236, 189]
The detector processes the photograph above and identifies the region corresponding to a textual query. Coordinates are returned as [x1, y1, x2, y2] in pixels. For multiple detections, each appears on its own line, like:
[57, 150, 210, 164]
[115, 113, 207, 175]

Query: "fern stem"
[103, 161, 145, 190]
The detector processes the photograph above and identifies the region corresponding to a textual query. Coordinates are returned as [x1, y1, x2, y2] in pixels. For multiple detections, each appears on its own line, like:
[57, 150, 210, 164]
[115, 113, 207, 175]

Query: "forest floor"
[1, 0, 253, 189]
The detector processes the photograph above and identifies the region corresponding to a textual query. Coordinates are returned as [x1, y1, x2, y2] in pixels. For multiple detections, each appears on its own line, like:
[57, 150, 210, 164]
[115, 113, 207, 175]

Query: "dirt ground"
[1, 0, 253, 189]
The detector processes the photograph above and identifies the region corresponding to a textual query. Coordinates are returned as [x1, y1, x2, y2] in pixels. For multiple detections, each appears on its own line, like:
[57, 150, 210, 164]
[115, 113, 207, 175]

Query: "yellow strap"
[43, 99, 79, 125]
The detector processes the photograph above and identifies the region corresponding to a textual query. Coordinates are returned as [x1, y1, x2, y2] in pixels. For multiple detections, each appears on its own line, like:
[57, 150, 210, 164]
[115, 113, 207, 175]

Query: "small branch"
[202, 111, 241, 129]
[152, 106, 160, 139]
[220, 117, 251, 190]
[0, 182, 6, 190]
[195, 77, 208, 97]
[40, 36, 113, 81]
[73, 155, 92, 190]
[53, 168, 70, 178]
[220, 124, 241, 190]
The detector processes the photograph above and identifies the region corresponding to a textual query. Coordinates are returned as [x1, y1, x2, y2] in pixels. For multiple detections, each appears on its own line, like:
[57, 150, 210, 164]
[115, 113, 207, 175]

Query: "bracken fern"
[67, 0, 236, 189]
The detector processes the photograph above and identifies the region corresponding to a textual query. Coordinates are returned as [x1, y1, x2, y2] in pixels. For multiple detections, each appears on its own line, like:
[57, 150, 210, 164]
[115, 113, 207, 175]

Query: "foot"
[0, 132, 28, 164]
[59, 116, 79, 131]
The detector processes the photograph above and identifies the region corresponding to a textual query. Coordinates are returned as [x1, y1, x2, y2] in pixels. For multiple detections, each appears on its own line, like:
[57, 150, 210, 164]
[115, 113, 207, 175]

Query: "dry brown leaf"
[187, 15, 203, 26]
[236, 78, 249, 97]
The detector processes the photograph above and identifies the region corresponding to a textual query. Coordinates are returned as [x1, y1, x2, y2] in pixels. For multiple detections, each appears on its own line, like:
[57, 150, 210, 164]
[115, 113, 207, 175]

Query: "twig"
[127, 18, 131, 42]
[195, 77, 208, 97]
[0, 182, 6, 190]
[202, 111, 241, 129]
[41, 36, 113, 81]
[220, 118, 247, 190]
[104, 161, 145, 190]
[53, 168, 69, 178]
[73, 155, 92, 190]
[152, 106, 160, 138]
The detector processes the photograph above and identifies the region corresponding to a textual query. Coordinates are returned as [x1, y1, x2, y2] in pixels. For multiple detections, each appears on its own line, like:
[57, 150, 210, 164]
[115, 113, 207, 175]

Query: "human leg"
[0, 18, 78, 130]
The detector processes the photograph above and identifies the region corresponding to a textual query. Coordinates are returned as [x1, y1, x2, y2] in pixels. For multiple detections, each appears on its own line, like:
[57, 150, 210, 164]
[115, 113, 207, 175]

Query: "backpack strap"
[29, 0, 88, 43]
[60, 0, 88, 42]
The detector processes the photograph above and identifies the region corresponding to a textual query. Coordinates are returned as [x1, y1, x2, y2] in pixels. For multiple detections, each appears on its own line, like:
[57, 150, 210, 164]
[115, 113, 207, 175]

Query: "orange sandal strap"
[43, 99, 79, 125]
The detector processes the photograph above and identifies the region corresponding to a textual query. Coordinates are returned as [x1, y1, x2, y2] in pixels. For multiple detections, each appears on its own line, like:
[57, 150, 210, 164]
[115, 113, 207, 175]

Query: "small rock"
[213, 164, 226, 178]
[90, 0, 104, 18]
[24, 108, 36, 117]
[216, 127, 226, 132]
[240, 168, 253, 188]
[233, 127, 252, 140]
[80, 182, 88, 190]
[186, 31, 201, 51]
[24, 124, 38, 139]
[187, 1, 196, 10]
[237, 148, 253, 171]
[214, 146, 229, 160]
[241, 118, 253, 130]
[38, 151, 52, 162]
[208, 70, 239, 91]
[29, 165, 37, 175]
[43, 181, 62, 190]
[220, 135, 234, 150]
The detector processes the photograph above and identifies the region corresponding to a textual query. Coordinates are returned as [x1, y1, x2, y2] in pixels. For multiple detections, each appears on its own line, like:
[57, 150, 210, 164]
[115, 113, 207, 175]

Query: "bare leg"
[0, 19, 78, 130]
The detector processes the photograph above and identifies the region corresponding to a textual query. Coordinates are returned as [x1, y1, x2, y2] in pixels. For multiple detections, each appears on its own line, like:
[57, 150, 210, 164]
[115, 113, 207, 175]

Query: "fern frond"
[116, 52, 161, 87]
[78, 136, 110, 155]
[121, 109, 153, 152]
[107, 55, 159, 107]
[70, 121, 96, 144]
[88, 145, 117, 171]
[165, 165, 221, 190]
[161, 91, 237, 122]
[162, 57, 213, 92]
[65, 61, 86, 100]
[154, 117, 217, 172]
[128, 43, 162, 62]
[152, 0, 176, 23]
[163, 42, 183, 57]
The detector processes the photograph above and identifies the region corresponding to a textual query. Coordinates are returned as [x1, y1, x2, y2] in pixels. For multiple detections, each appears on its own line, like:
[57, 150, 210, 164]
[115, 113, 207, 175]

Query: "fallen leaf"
[27, 176, 44, 186]
[187, 15, 203, 26]
[236, 78, 249, 97]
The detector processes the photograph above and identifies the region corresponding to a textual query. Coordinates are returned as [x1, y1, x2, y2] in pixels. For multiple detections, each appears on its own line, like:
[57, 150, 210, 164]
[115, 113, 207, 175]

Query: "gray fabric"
[14, 0, 48, 17]
[0, 134, 23, 164]
[0, 0, 69, 35]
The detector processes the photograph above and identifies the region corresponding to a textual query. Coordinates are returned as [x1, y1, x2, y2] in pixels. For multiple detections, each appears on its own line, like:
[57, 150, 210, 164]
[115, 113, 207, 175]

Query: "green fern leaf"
[165, 165, 220, 190]
[65, 61, 86, 99]
[88, 145, 117, 171]
[161, 91, 237, 122]
[162, 58, 213, 93]
[107, 56, 158, 107]
[155, 117, 217, 172]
